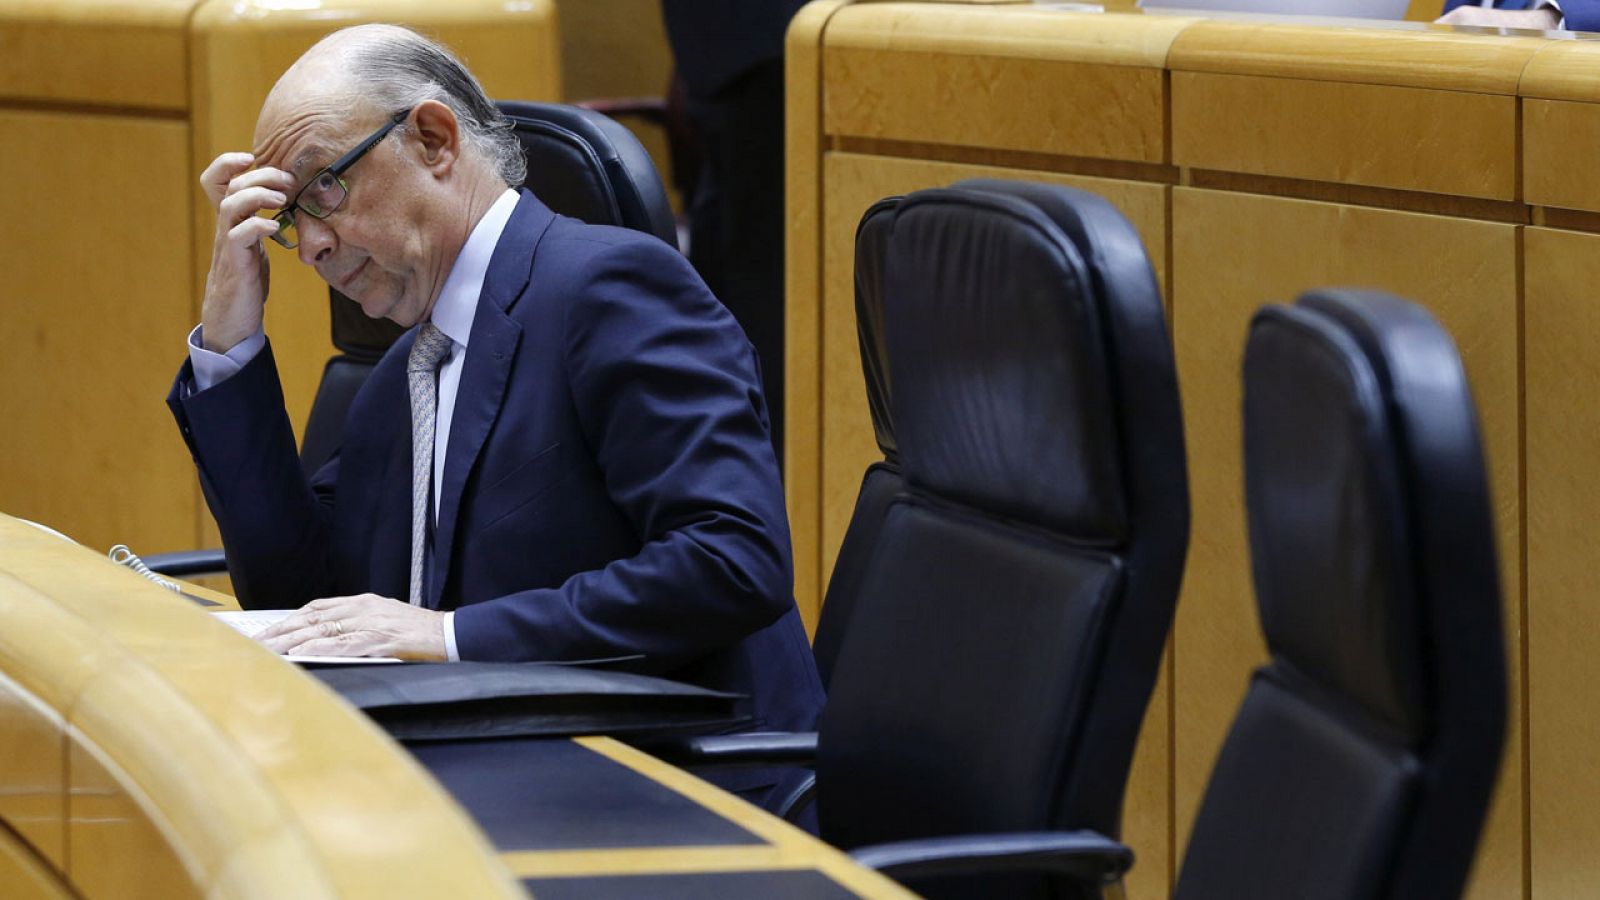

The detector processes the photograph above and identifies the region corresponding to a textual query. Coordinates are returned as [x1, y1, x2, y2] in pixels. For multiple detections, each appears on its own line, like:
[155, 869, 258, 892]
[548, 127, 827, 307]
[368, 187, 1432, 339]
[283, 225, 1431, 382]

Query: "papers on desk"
[213, 610, 404, 664]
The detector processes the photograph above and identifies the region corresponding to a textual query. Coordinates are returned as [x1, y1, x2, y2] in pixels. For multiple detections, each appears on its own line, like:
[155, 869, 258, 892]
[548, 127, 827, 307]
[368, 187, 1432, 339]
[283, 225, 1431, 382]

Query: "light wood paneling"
[1523, 99, 1600, 213]
[1518, 38, 1600, 101]
[0, 0, 194, 111]
[825, 49, 1167, 162]
[1524, 226, 1600, 899]
[1169, 188, 1522, 900]
[67, 734, 199, 900]
[0, 110, 196, 554]
[821, 4, 1185, 163]
[1172, 71, 1519, 199]
[1167, 19, 1541, 92]
[0, 673, 64, 870]
[0, 825, 69, 900]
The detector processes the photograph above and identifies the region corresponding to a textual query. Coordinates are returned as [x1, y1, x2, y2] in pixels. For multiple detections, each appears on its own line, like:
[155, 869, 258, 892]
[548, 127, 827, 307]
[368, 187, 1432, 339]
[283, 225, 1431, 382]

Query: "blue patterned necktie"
[406, 323, 453, 606]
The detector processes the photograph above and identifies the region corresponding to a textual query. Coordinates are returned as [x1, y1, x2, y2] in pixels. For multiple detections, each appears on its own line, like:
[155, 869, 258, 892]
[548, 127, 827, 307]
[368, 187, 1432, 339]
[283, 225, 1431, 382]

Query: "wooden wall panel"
[1169, 188, 1522, 900]
[1171, 71, 1518, 200]
[1523, 99, 1600, 214]
[825, 50, 1166, 162]
[0, 0, 195, 111]
[0, 110, 197, 553]
[1524, 226, 1600, 899]
[0, 673, 65, 871]
[67, 734, 199, 900]
[0, 827, 69, 900]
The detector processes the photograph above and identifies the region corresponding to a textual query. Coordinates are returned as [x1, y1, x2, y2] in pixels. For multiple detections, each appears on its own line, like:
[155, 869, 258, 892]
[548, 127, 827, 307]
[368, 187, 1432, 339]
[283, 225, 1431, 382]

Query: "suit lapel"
[426, 191, 553, 608]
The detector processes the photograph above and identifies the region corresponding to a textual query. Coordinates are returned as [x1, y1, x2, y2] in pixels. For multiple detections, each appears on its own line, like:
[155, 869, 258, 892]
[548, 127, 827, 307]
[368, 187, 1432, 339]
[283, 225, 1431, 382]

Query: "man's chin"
[350, 291, 407, 324]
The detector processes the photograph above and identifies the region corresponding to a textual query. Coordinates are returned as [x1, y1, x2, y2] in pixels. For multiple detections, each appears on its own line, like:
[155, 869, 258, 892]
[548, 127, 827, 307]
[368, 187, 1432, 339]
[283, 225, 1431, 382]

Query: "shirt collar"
[429, 188, 520, 347]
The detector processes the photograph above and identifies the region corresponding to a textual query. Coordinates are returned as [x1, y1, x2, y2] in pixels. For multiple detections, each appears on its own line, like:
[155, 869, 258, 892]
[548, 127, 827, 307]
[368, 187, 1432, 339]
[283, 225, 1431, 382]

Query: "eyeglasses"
[268, 108, 412, 250]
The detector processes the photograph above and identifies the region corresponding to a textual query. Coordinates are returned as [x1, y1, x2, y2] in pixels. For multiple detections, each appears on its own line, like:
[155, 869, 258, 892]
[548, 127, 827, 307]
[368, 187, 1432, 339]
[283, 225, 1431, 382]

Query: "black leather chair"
[149, 101, 675, 576]
[652, 180, 1191, 898]
[1172, 290, 1508, 899]
[1039, 289, 1508, 898]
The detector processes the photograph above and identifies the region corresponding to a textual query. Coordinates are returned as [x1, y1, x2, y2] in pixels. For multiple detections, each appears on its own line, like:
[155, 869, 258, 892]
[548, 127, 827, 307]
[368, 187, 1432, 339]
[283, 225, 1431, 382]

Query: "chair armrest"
[636, 731, 818, 768]
[142, 548, 227, 577]
[768, 770, 818, 823]
[850, 830, 1132, 885]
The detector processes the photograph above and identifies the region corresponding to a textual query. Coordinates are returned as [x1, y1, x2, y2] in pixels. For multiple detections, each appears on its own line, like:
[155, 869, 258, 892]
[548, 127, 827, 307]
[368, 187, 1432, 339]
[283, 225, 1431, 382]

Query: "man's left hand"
[257, 594, 447, 660]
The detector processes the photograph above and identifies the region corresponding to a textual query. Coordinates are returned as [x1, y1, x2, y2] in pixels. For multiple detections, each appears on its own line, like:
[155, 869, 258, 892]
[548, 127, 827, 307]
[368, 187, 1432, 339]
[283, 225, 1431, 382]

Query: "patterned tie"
[407, 323, 454, 606]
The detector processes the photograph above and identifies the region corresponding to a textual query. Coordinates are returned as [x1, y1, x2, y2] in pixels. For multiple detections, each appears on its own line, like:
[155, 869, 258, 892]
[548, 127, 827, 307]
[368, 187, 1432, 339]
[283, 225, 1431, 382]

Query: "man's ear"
[409, 99, 460, 175]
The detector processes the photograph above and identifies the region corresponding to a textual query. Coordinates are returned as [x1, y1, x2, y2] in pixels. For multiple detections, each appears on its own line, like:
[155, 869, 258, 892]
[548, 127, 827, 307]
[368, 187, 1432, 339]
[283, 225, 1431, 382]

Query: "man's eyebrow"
[289, 147, 330, 180]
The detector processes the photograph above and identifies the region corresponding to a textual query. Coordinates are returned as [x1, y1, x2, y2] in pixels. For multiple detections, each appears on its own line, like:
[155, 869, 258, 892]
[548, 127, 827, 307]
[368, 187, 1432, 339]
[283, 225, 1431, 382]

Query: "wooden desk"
[0, 513, 520, 898]
[786, 4, 1600, 897]
[0, 0, 560, 559]
[417, 736, 913, 898]
[0, 513, 911, 899]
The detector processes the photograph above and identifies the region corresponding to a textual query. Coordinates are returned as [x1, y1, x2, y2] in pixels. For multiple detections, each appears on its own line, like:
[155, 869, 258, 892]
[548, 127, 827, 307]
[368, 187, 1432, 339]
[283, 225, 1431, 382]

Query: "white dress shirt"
[187, 188, 522, 660]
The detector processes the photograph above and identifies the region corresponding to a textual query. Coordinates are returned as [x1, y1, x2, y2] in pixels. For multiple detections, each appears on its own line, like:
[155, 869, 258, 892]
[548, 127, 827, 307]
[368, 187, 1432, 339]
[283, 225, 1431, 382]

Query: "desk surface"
[418, 735, 913, 899]
[187, 578, 910, 897]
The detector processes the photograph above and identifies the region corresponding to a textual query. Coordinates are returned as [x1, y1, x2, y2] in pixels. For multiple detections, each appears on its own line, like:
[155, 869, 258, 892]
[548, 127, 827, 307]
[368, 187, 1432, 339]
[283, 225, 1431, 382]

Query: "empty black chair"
[1173, 290, 1508, 899]
[821, 180, 1188, 897]
[149, 101, 675, 577]
[654, 180, 1189, 896]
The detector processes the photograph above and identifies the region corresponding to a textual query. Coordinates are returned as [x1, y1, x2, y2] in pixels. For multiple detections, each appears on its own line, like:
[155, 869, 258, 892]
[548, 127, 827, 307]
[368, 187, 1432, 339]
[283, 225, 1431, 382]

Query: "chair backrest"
[302, 101, 676, 474]
[816, 181, 1189, 896]
[1175, 290, 1506, 900]
[811, 196, 902, 690]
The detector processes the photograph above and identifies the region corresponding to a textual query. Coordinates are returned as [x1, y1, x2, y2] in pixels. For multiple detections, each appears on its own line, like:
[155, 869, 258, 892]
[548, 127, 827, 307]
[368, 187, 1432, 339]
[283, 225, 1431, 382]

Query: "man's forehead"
[252, 80, 361, 174]
[252, 113, 340, 178]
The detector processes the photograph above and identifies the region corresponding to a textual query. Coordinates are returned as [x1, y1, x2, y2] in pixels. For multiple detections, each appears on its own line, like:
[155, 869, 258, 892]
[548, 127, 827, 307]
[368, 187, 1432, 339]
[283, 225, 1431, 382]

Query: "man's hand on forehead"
[200, 153, 296, 212]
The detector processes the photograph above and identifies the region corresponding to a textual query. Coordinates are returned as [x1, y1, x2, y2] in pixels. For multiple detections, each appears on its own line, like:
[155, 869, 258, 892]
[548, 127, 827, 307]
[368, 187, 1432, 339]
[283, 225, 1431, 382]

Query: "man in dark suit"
[168, 24, 823, 737]
[1438, 0, 1589, 30]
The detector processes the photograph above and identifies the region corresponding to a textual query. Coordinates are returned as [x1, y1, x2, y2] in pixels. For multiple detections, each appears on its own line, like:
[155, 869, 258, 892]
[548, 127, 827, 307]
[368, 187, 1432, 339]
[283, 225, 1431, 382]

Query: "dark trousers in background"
[684, 59, 787, 467]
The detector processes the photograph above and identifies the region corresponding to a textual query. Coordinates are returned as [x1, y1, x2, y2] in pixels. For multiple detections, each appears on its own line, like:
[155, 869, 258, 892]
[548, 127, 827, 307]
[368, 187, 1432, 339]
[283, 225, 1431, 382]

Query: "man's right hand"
[199, 153, 298, 353]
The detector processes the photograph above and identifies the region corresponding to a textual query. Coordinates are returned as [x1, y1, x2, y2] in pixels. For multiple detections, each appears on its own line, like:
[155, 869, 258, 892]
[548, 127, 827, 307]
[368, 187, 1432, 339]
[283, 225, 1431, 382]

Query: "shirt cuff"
[442, 610, 461, 662]
[187, 324, 265, 392]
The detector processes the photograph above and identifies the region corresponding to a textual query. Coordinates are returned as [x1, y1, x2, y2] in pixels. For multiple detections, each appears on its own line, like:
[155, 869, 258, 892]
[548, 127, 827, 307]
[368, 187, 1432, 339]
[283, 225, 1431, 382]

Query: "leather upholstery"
[1175, 290, 1506, 900]
[496, 100, 678, 248]
[312, 101, 676, 472]
[813, 197, 903, 690]
[816, 182, 1188, 899]
[854, 197, 900, 461]
[299, 356, 376, 476]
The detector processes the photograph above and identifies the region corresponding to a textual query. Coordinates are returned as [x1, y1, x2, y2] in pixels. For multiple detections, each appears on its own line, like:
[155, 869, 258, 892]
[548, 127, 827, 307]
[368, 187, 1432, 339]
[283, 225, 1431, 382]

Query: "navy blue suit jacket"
[169, 191, 823, 734]
[1442, 0, 1598, 29]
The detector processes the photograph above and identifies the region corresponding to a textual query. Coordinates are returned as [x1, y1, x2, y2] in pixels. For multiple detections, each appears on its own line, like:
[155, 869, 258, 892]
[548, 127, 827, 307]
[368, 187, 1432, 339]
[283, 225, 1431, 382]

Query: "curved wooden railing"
[0, 514, 522, 899]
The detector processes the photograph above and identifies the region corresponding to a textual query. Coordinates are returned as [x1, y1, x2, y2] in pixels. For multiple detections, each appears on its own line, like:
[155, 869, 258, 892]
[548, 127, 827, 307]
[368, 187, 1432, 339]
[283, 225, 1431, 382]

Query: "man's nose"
[296, 215, 336, 265]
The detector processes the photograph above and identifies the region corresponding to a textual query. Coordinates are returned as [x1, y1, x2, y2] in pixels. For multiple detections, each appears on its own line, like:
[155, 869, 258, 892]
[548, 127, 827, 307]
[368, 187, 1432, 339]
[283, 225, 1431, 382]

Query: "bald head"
[255, 24, 525, 187]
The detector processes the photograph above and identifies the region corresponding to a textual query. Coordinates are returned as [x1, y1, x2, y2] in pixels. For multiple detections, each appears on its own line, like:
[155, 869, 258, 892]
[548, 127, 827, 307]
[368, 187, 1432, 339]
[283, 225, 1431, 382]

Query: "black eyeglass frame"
[268, 107, 413, 249]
